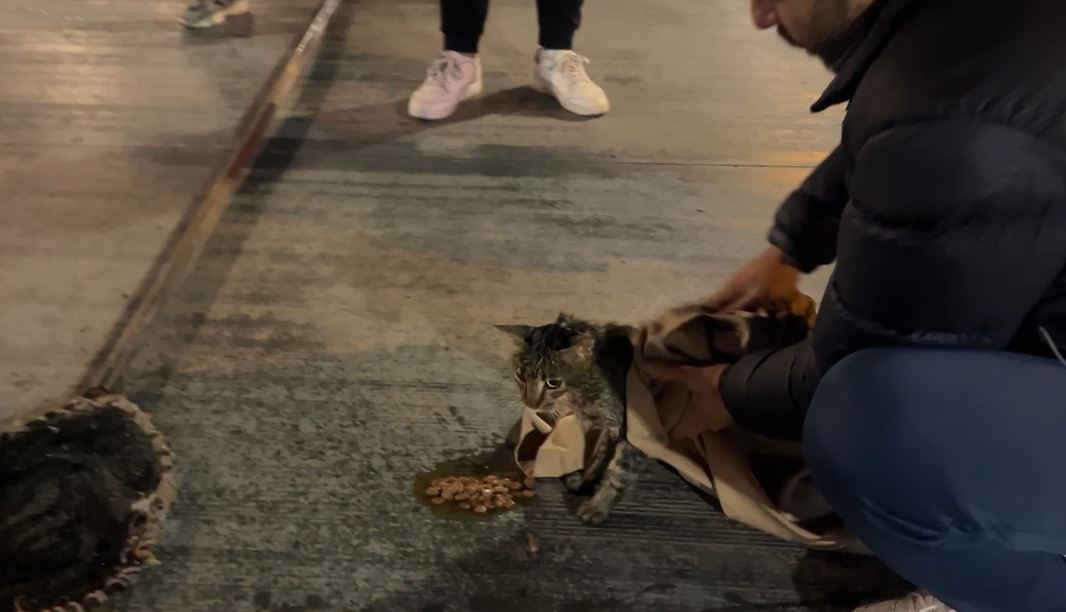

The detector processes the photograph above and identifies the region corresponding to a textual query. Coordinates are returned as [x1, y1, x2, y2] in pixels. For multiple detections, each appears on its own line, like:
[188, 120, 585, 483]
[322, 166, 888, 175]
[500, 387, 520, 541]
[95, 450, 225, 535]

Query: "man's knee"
[802, 348, 935, 507]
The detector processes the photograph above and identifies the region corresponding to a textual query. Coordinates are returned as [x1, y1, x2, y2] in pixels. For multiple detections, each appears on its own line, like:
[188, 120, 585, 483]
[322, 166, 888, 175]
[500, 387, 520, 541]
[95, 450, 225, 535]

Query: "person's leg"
[535, 0, 583, 50]
[441, 0, 490, 53]
[804, 348, 1066, 612]
[531, 0, 608, 116]
[408, 0, 487, 120]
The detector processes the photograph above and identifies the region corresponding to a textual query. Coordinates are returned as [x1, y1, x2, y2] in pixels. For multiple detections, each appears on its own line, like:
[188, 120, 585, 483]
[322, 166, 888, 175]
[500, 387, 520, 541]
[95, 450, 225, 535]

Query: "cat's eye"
[545, 378, 564, 390]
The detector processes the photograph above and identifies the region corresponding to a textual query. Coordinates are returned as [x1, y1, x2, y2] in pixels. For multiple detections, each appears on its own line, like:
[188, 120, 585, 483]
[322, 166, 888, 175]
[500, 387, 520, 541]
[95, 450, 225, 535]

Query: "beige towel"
[514, 305, 868, 554]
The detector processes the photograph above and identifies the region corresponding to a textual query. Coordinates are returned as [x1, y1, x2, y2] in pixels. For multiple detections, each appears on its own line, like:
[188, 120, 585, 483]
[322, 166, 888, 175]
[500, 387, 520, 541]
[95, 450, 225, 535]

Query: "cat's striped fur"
[499, 313, 646, 525]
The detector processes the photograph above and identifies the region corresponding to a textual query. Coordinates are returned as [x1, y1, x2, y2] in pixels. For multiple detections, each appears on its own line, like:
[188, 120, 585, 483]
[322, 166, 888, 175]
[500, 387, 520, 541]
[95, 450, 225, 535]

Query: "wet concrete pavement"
[0, 0, 317, 419]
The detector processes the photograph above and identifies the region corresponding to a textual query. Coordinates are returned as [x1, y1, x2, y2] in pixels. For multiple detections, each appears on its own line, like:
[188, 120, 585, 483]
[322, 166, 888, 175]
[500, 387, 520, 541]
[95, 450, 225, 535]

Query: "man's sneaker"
[532, 49, 610, 116]
[854, 592, 955, 612]
[181, 0, 250, 29]
[407, 52, 483, 121]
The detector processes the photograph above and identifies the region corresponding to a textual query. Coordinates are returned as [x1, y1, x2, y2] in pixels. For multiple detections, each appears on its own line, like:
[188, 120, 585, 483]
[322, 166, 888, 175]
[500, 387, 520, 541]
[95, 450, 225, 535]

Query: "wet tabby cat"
[498, 313, 646, 525]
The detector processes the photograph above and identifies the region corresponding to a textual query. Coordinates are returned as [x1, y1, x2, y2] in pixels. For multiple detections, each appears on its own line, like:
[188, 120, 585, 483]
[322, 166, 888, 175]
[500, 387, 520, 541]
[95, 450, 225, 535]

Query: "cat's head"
[497, 313, 598, 410]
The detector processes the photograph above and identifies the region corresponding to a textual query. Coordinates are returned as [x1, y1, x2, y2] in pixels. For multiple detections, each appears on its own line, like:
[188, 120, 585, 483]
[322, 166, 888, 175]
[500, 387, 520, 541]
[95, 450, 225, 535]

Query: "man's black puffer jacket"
[721, 0, 1066, 440]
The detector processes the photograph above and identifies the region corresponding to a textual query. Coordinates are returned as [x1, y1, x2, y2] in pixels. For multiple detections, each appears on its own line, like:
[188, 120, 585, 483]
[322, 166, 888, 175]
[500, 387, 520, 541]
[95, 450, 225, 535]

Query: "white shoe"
[407, 51, 483, 121]
[854, 592, 955, 612]
[531, 49, 610, 116]
[180, 0, 250, 29]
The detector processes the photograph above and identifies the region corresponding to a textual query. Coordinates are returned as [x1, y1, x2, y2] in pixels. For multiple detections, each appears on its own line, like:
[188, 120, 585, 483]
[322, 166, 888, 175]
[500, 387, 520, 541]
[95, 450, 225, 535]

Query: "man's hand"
[639, 246, 814, 441]
[702, 245, 804, 313]
[641, 362, 732, 439]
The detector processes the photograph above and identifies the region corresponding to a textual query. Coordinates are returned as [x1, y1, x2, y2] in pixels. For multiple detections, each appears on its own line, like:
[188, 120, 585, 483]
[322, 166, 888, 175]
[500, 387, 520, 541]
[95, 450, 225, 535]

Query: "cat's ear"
[559, 331, 595, 363]
[556, 312, 576, 326]
[495, 324, 533, 345]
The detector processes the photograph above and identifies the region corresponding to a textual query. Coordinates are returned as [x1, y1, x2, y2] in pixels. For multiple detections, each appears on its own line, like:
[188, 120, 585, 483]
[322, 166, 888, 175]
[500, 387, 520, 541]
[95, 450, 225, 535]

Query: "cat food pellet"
[424, 472, 534, 514]
[526, 533, 539, 556]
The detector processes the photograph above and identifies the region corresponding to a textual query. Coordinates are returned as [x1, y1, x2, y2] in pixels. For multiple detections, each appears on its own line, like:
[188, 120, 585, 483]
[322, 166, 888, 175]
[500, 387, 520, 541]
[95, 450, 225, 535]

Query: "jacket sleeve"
[722, 120, 1066, 440]
[768, 145, 850, 273]
[720, 339, 818, 441]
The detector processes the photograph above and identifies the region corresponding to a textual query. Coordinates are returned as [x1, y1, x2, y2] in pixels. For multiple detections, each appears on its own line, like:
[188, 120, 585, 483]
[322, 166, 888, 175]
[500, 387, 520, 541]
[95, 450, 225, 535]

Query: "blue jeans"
[803, 348, 1066, 612]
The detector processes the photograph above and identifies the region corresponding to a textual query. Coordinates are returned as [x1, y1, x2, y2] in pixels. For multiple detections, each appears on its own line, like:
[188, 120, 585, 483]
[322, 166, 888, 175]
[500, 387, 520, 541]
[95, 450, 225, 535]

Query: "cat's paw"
[577, 499, 611, 525]
[562, 471, 585, 493]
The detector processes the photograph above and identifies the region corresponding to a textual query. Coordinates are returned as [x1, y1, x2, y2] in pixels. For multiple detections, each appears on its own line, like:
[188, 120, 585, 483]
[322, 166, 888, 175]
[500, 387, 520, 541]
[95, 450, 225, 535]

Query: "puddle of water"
[412, 444, 532, 521]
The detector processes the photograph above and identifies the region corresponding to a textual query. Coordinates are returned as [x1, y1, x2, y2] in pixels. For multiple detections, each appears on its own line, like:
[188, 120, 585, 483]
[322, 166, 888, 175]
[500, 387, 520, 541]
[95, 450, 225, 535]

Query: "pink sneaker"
[408, 51, 483, 120]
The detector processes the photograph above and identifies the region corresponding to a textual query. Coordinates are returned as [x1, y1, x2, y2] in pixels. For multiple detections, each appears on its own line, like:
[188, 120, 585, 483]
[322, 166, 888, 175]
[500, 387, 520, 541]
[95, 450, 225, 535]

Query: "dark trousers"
[804, 348, 1066, 612]
[441, 0, 583, 53]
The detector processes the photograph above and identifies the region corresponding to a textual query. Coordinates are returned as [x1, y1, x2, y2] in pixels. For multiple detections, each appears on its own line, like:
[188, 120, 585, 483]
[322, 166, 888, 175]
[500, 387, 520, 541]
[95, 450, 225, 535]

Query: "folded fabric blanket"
[0, 394, 176, 612]
[515, 305, 867, 553]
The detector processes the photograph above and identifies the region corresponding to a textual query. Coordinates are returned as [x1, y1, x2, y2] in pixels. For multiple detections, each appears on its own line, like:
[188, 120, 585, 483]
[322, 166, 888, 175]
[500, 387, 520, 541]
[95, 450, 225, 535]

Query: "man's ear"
[495, 324, 533, 346]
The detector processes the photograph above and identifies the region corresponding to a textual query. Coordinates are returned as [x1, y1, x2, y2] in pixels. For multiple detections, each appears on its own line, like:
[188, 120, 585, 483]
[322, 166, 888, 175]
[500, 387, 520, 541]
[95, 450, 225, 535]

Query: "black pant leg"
[535, 0, 583, 49]
[441, 0, 490, 53]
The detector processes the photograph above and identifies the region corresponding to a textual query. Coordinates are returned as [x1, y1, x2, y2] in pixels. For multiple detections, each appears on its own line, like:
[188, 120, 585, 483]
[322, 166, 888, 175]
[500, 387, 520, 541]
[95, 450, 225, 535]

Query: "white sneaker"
[180, 0, 250, 29]
[854, 592, 955, 612]
[531, 49, 610, 116]
[407, 51, 483, 120]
